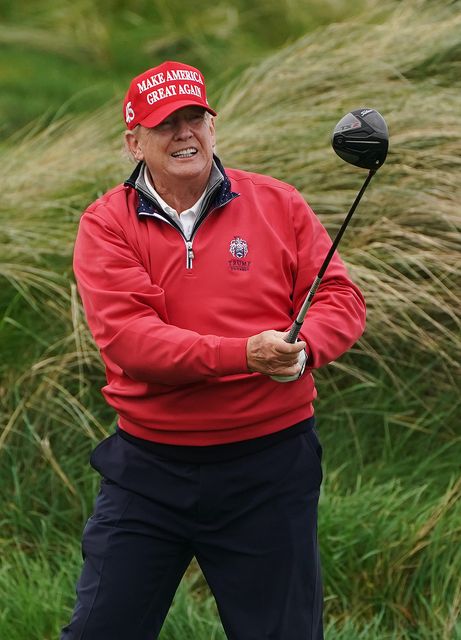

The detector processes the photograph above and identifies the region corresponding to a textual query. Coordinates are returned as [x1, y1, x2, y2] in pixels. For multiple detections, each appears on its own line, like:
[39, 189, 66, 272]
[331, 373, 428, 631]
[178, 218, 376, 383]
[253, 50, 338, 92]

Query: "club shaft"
[285, 170, 375, 344]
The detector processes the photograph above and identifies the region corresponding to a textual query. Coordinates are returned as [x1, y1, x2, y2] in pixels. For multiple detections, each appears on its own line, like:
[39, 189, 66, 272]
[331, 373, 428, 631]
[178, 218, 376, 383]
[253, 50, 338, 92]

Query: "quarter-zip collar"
[124, 155, 240, 229]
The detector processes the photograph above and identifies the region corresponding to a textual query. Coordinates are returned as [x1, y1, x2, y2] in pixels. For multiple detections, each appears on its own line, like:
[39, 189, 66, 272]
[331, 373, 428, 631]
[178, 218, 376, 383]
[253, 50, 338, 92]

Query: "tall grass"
[0, 0, 368, 131]
[1, 0, 460, 638]
[217, 0, 461, 376]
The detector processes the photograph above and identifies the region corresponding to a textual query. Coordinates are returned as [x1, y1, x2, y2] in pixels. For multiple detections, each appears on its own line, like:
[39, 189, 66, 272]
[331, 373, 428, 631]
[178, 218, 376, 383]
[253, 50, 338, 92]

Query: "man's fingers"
[272, 333, 306, 355]
[246, 329, 308, 375]
[277, 338, 306, 354]
[271, 350, 308, 383]
[266, 331, 304, 348]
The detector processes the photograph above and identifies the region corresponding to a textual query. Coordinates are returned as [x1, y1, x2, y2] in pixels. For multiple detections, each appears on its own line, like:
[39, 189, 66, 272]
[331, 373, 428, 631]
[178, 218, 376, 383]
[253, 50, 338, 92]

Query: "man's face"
[130, 106, 216, 190]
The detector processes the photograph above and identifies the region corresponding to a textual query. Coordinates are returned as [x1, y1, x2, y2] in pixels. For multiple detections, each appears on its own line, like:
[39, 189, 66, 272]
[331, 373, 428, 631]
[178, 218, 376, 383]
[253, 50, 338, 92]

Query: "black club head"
[332, 108, 389, 170]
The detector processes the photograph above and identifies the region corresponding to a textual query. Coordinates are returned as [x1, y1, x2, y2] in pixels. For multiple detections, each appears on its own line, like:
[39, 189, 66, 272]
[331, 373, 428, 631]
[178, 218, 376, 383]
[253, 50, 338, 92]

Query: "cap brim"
[138, 100, 217, 129]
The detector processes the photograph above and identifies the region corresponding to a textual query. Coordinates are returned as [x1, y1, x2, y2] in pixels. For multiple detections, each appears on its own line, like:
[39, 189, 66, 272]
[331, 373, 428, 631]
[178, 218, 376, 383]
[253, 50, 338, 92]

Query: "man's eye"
[155, 119, 172, 130]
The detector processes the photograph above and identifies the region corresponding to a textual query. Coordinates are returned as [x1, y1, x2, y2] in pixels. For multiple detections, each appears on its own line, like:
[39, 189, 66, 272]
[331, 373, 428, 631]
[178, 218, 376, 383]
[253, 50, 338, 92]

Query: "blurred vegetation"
[1, 0, 461, 638]
[0, 0, 367, 132]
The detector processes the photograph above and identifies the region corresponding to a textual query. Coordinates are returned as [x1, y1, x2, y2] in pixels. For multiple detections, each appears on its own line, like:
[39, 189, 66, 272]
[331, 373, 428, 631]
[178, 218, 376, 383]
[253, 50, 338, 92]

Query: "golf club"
[285, 108, 389, 345]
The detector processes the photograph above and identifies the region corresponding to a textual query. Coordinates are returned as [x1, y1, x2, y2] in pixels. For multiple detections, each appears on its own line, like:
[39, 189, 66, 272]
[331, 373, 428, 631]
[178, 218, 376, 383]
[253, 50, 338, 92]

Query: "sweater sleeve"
[289, 189, 366, 368]
[73, 205, 248, 385]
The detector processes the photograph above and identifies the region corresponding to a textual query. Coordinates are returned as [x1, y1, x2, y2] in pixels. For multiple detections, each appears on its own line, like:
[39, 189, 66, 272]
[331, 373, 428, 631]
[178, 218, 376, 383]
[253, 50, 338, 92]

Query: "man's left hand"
[270, 349, 307, 383]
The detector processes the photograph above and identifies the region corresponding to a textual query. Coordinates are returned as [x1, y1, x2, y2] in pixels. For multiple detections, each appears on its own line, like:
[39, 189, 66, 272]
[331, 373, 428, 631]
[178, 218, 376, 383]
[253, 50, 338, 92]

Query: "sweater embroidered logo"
[229, 236, 248, 258]
[228, 236, 251, 271]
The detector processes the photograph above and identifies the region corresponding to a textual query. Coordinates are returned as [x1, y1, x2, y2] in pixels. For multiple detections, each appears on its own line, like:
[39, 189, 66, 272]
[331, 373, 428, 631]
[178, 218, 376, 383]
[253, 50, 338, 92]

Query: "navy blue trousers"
[61, 428, 323, 639]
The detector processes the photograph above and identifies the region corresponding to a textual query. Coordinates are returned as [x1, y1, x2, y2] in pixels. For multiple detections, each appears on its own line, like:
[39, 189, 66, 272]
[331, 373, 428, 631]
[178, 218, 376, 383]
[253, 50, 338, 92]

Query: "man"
[62, 60, 366, 639]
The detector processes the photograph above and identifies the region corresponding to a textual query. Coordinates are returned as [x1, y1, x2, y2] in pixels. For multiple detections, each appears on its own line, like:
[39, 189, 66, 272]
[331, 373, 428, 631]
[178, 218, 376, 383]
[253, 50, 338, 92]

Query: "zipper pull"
[186, 241, 195, 269]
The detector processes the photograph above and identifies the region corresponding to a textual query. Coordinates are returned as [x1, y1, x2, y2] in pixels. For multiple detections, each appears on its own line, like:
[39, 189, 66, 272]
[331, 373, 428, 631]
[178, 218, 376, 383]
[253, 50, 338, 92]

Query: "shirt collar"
[126, 155, 239, 221]
[142, 166, 208, 217]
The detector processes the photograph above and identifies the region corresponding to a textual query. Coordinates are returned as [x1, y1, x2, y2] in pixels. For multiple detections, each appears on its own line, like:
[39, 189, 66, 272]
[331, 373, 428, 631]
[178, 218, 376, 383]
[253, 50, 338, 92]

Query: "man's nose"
[174, 119, 193, 139]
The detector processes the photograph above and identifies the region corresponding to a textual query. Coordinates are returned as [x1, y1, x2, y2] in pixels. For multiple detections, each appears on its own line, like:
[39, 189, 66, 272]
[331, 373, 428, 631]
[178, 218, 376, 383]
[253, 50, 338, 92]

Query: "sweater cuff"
[218, 337, 249, 375]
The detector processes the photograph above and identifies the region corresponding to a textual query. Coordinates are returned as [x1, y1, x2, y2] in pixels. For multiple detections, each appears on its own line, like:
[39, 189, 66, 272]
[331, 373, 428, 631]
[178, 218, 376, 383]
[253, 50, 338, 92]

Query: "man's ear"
[209, 116, 216, 149]
[125, 129, 144, 162]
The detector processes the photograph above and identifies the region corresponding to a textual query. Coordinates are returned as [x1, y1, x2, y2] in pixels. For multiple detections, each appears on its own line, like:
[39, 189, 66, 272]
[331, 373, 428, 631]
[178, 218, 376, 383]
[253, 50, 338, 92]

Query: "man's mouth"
[171, 148, 198, 158]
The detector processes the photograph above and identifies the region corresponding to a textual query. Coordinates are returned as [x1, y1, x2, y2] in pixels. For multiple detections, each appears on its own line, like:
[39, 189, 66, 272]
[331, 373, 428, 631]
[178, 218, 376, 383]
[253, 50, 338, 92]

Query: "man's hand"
[271, 349, 307, 382]
[246, 330, 307, 378]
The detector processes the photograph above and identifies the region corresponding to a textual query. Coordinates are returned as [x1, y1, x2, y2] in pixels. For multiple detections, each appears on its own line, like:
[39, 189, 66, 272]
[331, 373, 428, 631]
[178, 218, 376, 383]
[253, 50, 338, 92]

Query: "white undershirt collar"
[143, 167, 207, 240]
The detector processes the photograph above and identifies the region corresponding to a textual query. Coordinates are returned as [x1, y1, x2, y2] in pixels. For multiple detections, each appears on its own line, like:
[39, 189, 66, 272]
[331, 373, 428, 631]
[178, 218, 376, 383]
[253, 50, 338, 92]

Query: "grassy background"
[1, 0, 461, 638]
[0, 0, 367, 133]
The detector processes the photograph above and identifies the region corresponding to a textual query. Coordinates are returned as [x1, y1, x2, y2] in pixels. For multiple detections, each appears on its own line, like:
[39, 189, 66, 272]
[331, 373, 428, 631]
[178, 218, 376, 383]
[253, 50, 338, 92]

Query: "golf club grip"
[285, 321, 303, 344]
[284, 276, 321, 343]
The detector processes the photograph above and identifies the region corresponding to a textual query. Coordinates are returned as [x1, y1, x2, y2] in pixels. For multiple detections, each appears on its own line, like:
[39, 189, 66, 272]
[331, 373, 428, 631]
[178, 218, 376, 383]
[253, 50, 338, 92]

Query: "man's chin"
[168, 158, 211, 180]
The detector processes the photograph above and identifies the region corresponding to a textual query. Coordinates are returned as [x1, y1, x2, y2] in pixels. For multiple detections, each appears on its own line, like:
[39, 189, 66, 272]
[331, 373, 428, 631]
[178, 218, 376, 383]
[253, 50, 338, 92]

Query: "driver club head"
[332, 108, 389, 170]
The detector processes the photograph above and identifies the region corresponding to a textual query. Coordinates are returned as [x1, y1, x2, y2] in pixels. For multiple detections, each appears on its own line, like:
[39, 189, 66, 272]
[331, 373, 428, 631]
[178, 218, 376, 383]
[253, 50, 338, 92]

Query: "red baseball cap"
[123, 61, 217, 130]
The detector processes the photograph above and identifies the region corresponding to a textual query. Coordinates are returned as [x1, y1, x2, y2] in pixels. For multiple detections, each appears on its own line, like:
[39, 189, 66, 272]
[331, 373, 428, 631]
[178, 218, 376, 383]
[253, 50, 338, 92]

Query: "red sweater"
[73, 163, 366, 445]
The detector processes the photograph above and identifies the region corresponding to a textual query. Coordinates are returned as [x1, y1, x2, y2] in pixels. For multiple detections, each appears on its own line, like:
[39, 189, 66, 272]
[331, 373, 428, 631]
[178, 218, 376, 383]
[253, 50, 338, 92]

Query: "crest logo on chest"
[228, 236, 251, 271]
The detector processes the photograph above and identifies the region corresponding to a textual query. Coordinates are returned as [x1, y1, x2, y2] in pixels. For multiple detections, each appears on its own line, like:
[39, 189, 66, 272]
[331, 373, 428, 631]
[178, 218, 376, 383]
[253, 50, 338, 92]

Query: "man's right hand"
[246, 330, 307, 378]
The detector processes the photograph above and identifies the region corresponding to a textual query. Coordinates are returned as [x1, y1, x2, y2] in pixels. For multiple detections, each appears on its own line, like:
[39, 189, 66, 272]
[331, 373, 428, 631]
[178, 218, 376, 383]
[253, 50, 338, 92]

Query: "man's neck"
[146, 170, 210, 213]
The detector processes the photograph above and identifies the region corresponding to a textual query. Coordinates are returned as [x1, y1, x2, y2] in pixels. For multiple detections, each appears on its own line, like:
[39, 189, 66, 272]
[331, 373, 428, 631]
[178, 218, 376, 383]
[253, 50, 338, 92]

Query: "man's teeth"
[172, 148, 197, 158]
